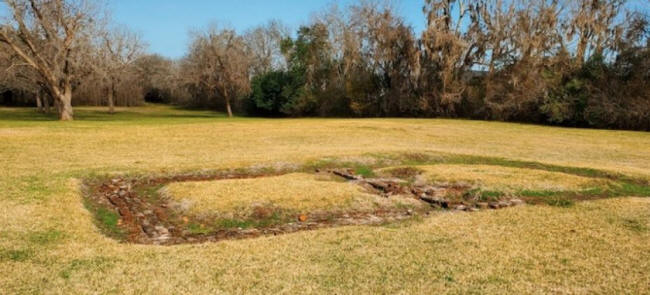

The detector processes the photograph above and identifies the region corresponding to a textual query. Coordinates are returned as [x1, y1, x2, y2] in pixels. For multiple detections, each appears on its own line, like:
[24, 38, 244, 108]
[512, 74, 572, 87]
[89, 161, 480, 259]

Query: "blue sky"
[109, 0, 427, 59]
[3, 1, 646, 59]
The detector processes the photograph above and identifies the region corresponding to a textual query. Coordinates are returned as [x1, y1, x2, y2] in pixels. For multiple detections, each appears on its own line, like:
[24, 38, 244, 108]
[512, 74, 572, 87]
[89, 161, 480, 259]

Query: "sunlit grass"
[0, 105, 648, 293]
[164, 173, 377, 215]
[1, 105, 650, 181]
[415, 164, 609, 192]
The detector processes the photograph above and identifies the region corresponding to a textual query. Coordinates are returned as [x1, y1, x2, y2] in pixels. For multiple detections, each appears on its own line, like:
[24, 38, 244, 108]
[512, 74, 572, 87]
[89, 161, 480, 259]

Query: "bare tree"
[421, 0, 482, 113]
[244, 20, 289, 76]
[0, 0, 99, 120]
[477, 0, 565, 120]
[134, 54, 177, 103]
[474, 0, 516, 75]
[0, 40, 50, 111]
[347, 1, 420, 115]
[567, 0, 626, 65]
[96, 25, 145, 113]
[183, 25, 251, 117]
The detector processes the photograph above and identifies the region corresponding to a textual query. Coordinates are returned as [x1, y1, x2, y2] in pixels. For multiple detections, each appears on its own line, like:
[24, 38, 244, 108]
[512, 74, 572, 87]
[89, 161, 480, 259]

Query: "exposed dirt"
[83, 168, 527, 245]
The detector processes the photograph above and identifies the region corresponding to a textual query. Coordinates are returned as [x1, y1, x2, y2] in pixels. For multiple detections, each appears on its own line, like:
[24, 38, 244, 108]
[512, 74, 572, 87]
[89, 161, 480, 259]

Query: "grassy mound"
[408, 164, 607, 192]
[163, 173, 402, 217]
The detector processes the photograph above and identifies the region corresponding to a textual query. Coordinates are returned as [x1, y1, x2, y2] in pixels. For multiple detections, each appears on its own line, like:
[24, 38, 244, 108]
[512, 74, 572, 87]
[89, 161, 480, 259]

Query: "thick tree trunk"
[59, 97, 73, 120]
[54, 82, 74, 121]
[108, 80, 115, 114]
[59, 94, 73, 120]
[54, 99, 61, 114]
[36, 90, 43, 113]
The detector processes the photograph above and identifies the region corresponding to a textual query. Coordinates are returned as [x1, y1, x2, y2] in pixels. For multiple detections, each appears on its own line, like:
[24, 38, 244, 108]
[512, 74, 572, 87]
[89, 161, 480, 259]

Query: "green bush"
[248, 71, 297, 116]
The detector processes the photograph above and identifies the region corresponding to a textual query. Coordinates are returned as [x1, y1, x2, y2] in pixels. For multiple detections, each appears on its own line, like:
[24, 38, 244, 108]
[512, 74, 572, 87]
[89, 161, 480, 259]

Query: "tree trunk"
[108, 80, 115, 114]
[36, 90, 43, 113]
[222, 88, 233, 118]
[54, 82, 74, 121]
[54, 99, 61, 114]
[59, 97, 73, 121]
[43, 93, 50, 113]
[576, 32, 589, 66]
[226, 98, 233, 118]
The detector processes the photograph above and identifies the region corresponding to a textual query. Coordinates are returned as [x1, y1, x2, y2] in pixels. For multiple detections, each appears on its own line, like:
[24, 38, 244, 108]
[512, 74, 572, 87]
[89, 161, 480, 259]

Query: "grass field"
[1, 105, 649, 294]
[165, 173, 372, 214]
[414, 164, 609, 192]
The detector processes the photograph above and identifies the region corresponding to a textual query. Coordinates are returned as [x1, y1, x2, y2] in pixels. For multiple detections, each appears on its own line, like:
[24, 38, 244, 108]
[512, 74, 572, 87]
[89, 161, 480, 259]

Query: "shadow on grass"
[0, 108, 59, 121]
[0, 105, 230, 124]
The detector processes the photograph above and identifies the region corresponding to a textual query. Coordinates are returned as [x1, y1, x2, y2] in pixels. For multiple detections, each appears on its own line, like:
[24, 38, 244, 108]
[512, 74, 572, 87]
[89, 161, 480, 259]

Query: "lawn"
[0, 105, 648, 294]
[164, 173, 379, 215]
[412, 164, 610, 192]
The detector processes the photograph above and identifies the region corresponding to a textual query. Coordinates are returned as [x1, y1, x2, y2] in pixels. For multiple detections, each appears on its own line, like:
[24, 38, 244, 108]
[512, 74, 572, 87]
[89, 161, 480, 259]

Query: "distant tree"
[568, 0, 626, 66]
[347, 2, 420, 116]
[248, 70, 294, 116]
[183, 25, 251, 117]
[483, 0, 564, 121]
[0, 34, 52, 111]
[0, 0, 100, 120]
[134, 54, 177, 103]
[244, 20, 289, 76]
[96, 25, 145, 113]
[421, 0, 482, 114]
[279, 24, 333, 116]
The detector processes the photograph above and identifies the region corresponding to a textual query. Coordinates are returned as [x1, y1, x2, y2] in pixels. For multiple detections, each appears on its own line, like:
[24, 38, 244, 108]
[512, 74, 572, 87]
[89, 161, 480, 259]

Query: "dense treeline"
[178, 0, 650, 130]
[1, 0, 648, 130]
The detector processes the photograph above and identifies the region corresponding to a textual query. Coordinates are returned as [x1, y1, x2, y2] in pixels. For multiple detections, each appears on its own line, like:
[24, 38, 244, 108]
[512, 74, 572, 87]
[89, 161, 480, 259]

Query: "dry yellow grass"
[411, 164, 609, 192]
[1, 106, 649, 181]
[0, 106, 648, 294]
[165, 173, 376, 215]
